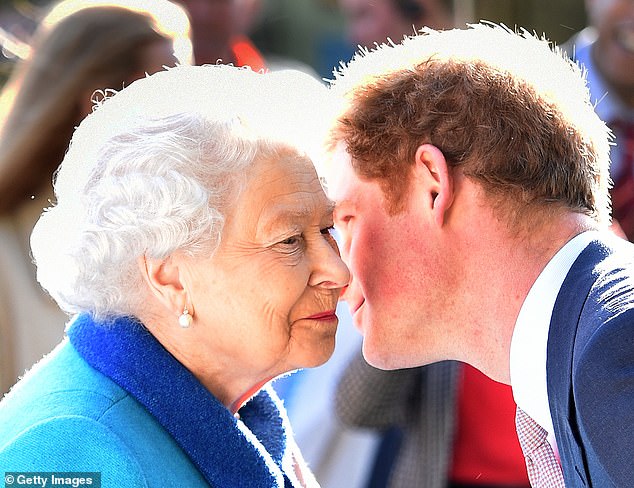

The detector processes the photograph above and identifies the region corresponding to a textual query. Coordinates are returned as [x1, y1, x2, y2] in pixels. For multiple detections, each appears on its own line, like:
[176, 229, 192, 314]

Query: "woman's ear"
[413, 143, 453, 227]
[138, 254, 188, 316]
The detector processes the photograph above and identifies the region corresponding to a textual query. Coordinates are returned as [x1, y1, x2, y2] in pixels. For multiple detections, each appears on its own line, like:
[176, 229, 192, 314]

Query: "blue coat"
[0, 314, 300, 487]
[548, 236, 634, 487]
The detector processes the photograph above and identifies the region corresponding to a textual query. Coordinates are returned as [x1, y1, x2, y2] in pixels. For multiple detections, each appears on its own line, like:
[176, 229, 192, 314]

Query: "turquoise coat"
[0, 314, 299, 487]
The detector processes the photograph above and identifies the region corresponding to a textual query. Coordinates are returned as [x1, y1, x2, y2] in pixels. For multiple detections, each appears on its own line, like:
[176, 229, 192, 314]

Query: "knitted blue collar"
[67, 313, 293, 487]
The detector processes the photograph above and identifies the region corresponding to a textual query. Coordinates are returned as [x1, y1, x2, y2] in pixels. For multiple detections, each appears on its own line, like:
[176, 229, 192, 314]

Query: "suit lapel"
[546, 239, 613, 486]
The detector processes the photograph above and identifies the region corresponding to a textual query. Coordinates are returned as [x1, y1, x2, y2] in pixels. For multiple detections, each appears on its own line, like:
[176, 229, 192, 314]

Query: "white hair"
[31, 64, 330, 318]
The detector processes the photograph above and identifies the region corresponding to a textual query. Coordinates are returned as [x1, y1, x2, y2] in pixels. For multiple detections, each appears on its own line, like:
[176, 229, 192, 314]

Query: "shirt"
[510, 231, 599, 448]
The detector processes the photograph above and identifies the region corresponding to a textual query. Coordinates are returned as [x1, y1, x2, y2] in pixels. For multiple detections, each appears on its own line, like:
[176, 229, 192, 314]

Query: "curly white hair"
[31, 64, 330, 318]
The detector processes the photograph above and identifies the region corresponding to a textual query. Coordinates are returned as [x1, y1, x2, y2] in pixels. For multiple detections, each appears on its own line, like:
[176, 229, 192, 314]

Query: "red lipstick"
[306, 310, 337, 320]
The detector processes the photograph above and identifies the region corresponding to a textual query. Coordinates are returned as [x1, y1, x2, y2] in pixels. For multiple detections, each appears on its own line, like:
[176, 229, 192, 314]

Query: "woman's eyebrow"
[258, 206, 312, 235]
[259, 200, 336, 235]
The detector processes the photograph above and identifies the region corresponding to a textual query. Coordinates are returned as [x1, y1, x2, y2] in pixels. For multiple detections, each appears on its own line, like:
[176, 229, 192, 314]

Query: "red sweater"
[449, 364, 530, 486]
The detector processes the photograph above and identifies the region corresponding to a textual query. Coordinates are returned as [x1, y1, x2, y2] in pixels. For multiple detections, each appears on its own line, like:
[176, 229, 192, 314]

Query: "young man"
[325, 23, 633, 487]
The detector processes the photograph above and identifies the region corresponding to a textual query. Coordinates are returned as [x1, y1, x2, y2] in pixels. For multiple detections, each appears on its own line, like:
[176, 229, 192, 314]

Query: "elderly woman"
[0, 65, 349, 487]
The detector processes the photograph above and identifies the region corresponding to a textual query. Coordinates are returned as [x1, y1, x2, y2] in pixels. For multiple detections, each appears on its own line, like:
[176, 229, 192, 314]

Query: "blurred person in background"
[565, 0, 634, 240]
[338, 0, 452, 49]
[0, 0, 192, 395]
[173, 0, 267, 71]
[0, 63, 349, 485]
[0, 2, 38, 86]
[333, 3, 530, 488]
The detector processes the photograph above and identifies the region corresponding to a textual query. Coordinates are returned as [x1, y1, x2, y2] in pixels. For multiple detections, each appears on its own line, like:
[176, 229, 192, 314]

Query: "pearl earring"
[178, 305, 193, 328]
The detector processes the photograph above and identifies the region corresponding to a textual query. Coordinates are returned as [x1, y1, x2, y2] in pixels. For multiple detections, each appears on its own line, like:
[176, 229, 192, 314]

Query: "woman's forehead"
[235, 154, 333, 232]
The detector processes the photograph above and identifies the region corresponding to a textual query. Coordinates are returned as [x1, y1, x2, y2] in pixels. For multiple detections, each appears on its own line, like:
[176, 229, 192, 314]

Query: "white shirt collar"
[510, 231, 599, 435]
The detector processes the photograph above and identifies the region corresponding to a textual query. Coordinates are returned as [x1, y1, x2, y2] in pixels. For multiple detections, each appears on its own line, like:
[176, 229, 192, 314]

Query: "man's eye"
[334, 211, 353, 227]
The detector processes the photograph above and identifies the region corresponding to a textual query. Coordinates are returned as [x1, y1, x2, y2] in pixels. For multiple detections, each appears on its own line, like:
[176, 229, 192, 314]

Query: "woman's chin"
[296, 336, 337, 370]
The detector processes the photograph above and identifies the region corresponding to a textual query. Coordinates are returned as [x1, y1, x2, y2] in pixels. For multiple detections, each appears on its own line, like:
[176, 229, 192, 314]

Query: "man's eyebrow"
[331, 197, 353, 209]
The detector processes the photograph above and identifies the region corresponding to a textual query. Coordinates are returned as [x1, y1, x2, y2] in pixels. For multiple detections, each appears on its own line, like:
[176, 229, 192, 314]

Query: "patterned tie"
[609, 118, 634, 241]
[515, 407, 565, 488]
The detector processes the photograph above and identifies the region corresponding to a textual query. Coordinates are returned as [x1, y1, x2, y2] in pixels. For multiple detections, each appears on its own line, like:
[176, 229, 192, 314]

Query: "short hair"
[30, 65, 330, 319]
[326, 23, 612, 225]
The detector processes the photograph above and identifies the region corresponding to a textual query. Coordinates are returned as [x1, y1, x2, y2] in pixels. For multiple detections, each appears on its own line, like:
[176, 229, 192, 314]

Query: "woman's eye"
[321, 225, 340, 254]
[321, 225, 340, 243]
[279, 235, 304, 248]
[273, 234, 306, 260]
[320, 225, 335, 236]
[281, 236, 300, 246]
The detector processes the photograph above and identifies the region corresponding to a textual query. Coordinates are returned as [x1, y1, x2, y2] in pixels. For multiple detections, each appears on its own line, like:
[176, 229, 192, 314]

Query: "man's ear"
[413, 143, 453, 227]
[138, 254, 189, 317]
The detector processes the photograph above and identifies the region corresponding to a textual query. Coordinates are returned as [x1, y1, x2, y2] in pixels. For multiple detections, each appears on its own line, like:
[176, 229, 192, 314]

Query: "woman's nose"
[309, 237, 351, 289]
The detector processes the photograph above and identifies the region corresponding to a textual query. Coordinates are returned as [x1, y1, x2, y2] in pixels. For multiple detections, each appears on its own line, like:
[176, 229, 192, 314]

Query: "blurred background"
[1, 0, 588, 83]
[0, 2, 597, 488]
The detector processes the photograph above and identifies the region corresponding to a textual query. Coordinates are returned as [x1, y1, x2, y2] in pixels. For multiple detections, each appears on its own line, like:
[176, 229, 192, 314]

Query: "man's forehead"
[325, 142, 357, 203]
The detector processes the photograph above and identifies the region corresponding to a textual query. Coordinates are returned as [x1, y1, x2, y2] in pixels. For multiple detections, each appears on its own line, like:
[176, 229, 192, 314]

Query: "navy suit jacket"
[547, 235, 634, 487]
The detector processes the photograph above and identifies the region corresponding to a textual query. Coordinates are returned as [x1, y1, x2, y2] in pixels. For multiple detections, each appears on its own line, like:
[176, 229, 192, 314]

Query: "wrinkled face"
[339, 0, 414, 48]
[587, 0, 634, 90]
[186, 151, 350, 383]
[328, 144, 447, 369]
